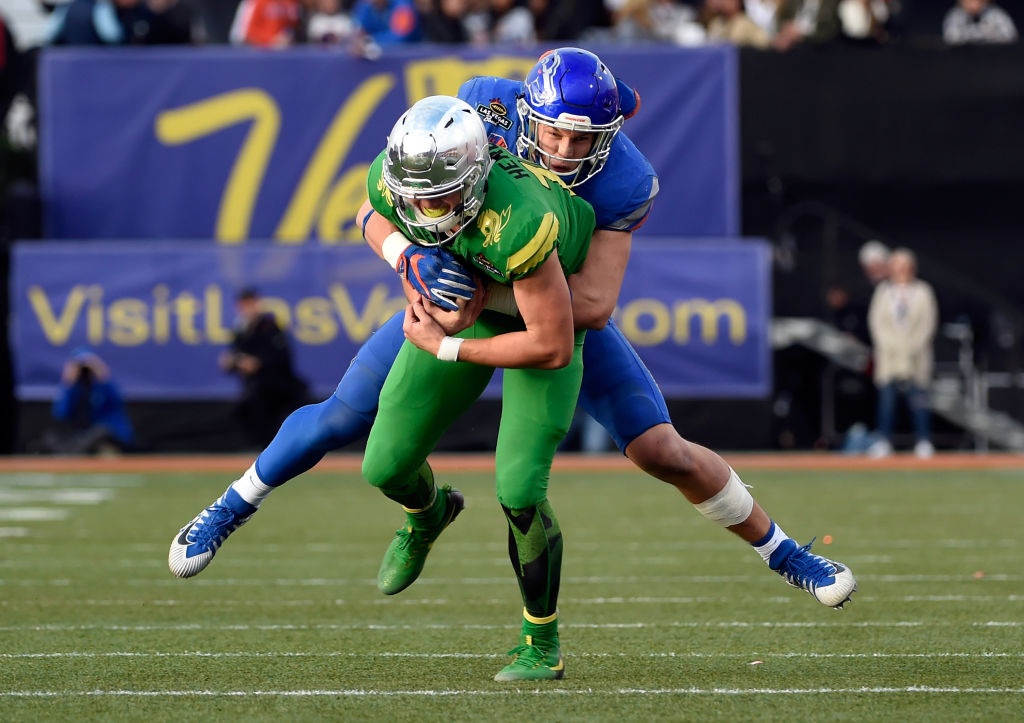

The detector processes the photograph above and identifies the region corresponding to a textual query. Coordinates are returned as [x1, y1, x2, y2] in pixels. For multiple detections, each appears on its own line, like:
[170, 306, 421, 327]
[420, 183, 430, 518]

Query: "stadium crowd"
[4, 0, 1019, 50]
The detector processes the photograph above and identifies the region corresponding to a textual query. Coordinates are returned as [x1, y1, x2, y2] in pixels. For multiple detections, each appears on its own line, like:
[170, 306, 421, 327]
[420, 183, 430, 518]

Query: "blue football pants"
[254, 311, 670, 486]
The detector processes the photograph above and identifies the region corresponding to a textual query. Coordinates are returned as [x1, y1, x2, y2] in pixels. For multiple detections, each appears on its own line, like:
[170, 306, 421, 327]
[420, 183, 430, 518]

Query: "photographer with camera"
[33, 347, 136, 455]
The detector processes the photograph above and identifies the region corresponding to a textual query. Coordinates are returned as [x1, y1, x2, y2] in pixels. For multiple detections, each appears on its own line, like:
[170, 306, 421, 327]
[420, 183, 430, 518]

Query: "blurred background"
[2, 0, 1023, 456]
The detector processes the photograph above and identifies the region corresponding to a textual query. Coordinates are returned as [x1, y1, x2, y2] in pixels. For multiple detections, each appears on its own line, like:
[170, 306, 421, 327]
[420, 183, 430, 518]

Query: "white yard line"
[5, 572, 1019, 587]
[1, 651, 1021, 660]
[4, 537, 1011, 555]
[2, 594, 1022, 606]
[0, 476, 135, 538]
[0, 475, 141, 488]
[5, 619, 1021, 632]
[2, 687, 1024, 697]
[0, 490, 115, 504]
[0, 508, 70, 522]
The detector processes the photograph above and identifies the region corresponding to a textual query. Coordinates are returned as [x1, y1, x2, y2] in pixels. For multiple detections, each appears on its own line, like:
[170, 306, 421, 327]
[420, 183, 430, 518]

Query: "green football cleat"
[493, 635, 565, 682]
[377, 486, 464, 595]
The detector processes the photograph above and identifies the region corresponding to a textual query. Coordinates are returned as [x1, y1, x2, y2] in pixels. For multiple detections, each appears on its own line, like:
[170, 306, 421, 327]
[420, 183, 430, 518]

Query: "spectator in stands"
[611, 0, 705, 44]
[539, 0, 611, 40]
[826, 240, 889, 452]
[45, 0, 126, 44]
[486, 0, 536, 44]
[230, 0, 302, 46]
[417, 0, 472, 43]
[194, 0, 245, 43]
[867, 248, 938, 458]
[859, 238, 890, 286]
[220, 287, 310, 449]
[825, 240, 889, 345]
[526, 0, 554, 40]
[351, 0, 421, 46]
[34, 347, 136, 455]
[772, 0, 841, 50]
[705, 0, 771, 47]
[745, 0, 778, 37]
[942, 0, 1017, 44]
[47, 0, 192, 45]
[118, 0, 192, 44]
[302, 0, 354, 44]
[837, 0, 891, 43]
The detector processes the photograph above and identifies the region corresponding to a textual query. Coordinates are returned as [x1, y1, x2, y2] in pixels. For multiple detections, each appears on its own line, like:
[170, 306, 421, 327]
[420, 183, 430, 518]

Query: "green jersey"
[367, 144, 596, 285]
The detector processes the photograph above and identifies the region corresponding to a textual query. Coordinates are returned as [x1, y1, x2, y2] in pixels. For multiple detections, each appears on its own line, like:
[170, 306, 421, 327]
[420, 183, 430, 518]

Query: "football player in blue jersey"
[169, 48, 856, 612]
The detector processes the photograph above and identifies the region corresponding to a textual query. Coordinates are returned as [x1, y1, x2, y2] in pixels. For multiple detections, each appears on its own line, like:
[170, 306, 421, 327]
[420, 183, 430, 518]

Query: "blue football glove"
[395, 244, 477, 312]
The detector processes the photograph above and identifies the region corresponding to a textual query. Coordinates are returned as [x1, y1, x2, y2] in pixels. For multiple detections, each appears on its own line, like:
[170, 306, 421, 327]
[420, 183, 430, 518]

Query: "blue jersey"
[458, 76, 659, 233]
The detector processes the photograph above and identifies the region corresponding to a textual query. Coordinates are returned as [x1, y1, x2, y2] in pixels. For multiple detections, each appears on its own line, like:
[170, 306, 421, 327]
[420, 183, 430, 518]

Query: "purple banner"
[39, 45, 737, 242]
[11, 240, 769, 401]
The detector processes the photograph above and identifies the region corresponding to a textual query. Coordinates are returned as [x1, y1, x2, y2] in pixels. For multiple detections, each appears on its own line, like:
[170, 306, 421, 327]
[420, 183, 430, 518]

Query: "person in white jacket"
[867, 248, 939, 458]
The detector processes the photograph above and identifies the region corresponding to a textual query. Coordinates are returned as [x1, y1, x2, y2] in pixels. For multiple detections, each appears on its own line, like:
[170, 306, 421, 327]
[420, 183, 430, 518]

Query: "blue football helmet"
[383, 96, 492, 246]
[516, 47, 623, 188]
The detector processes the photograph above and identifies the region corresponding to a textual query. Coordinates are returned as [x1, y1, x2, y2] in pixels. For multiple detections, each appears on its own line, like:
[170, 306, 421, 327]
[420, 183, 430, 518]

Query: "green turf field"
[2, 463, 1022, 721]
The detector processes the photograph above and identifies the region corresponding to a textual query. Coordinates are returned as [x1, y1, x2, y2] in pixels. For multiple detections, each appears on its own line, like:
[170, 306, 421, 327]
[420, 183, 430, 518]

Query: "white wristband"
[381, 231, 412, 269]
[437, 336, 464, 362]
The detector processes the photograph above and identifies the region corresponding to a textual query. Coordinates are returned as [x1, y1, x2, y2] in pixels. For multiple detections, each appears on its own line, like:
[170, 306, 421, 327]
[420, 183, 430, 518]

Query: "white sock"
[752, 521, 790, 566]
[229, 462, 274, 509]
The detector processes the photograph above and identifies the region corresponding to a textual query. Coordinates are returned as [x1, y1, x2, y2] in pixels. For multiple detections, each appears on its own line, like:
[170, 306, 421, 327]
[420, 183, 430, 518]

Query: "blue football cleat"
[772, 538, 857, 609]
[168, 494, 252, 578]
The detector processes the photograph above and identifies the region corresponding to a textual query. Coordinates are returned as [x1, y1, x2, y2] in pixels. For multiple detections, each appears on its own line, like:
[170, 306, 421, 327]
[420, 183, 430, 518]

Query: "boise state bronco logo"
[527, 53, 561, 106]
[488, 133, 508, 149]
[475, 99, 514, 131]
[477, 206, 512, 248]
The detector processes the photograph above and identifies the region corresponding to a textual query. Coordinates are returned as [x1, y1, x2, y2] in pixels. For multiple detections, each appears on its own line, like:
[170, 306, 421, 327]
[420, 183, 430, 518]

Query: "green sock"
[407, 485, 445, 528]
[523, 616, 558, 644]
[382, 461, 437, 512]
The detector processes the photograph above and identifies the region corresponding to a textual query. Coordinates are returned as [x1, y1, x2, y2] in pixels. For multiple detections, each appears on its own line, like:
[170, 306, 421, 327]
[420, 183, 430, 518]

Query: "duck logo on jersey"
[475, 99, 514, 131]
[477, 206, 512, 248]
[376, 175, 393, 207]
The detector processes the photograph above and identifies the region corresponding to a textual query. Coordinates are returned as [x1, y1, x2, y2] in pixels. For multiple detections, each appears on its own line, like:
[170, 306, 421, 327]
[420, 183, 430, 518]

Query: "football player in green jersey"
[359, 95, 595, 682]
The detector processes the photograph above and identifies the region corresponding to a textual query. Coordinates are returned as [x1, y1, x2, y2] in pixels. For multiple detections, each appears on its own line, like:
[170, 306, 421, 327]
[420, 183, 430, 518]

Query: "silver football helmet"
[383, 96, 492, 246]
